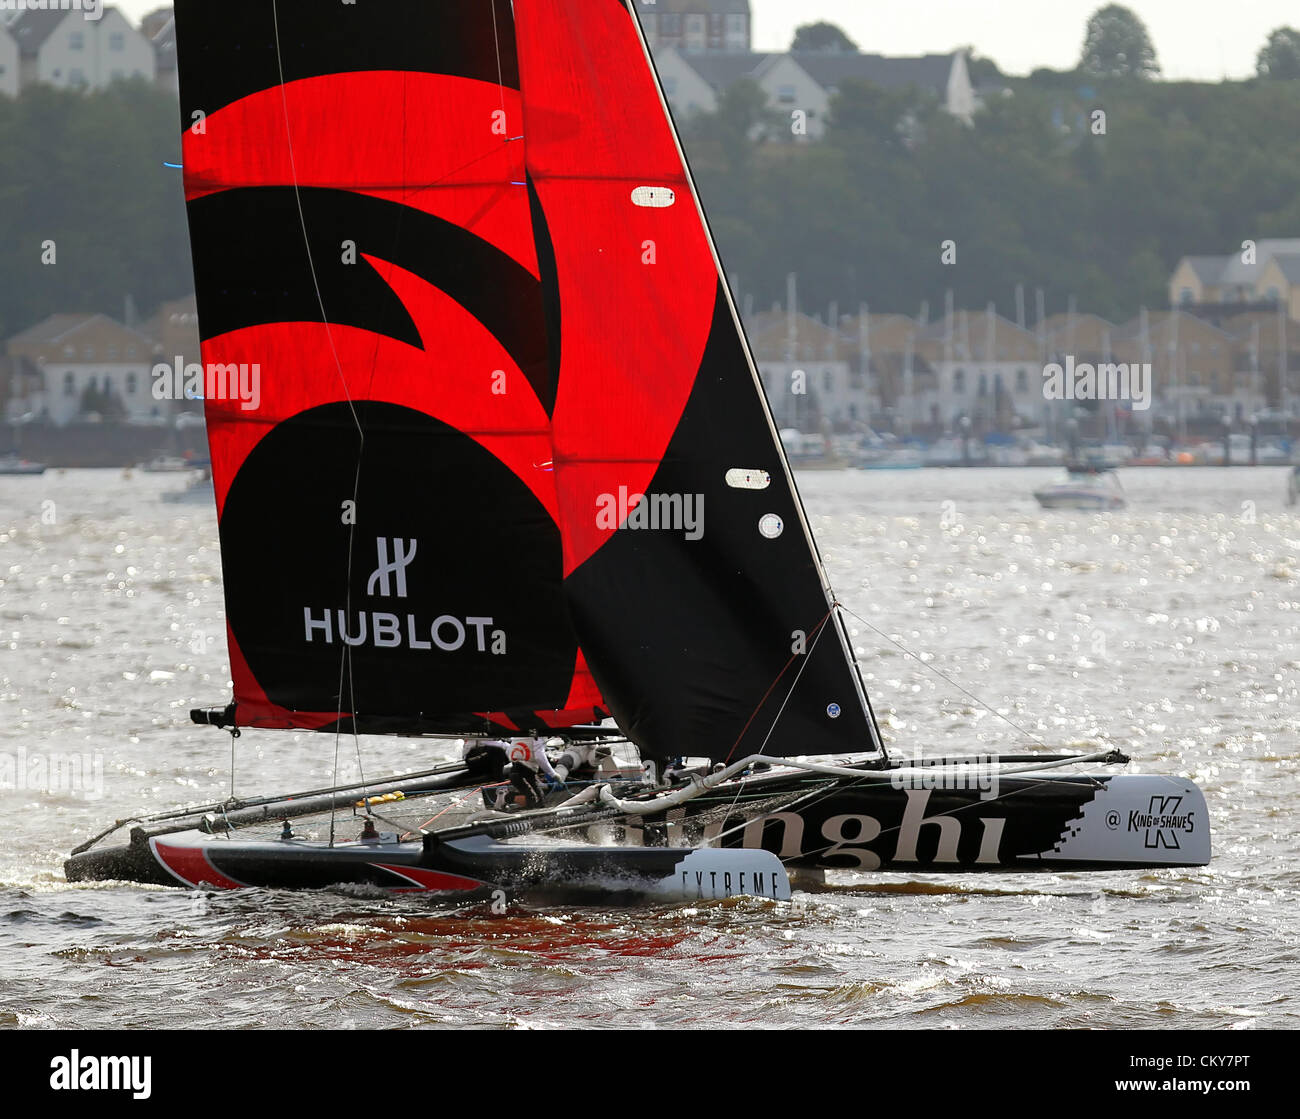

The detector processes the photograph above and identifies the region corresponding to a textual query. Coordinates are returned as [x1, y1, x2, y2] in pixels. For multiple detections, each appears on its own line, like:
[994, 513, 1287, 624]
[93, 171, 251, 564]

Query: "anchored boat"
[160, 467, 214, 505]
[0, 454, 46, 475]
[65, 0, 1208, 903]
[1034, 464, 1127, 511]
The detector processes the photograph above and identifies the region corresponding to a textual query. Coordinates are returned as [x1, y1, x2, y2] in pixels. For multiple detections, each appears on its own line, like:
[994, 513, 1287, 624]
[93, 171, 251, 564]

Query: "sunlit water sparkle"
[1, 467, 1296, 1028]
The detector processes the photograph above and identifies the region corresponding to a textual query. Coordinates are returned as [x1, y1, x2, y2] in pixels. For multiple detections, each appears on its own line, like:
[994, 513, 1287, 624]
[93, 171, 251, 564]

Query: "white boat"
[923, 436, 986, 466]
[1034, 465, 1126, 510]
[0, 454, 46, 475]
[1022, 440, 1065, 467]
[860, 446, 924, 470]
[779, 428, 828, 460]
[1128, 443, 1169, 466]
[161, 469, 214, 505]
[1097, 443, 1131, 468]
[140, 454, 193, 473]
[1255, 442, 1291, 466]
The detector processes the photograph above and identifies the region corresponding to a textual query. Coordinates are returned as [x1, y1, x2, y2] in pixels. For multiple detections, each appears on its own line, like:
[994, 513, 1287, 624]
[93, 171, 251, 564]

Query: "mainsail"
[176, 0, 605, 734]
[176, 0, 880, 760]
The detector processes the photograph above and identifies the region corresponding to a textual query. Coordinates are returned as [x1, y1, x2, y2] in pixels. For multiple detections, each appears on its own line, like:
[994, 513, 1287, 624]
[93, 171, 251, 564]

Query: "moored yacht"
[1033, 464, 1126, 511]
[0, 454, 46, 475]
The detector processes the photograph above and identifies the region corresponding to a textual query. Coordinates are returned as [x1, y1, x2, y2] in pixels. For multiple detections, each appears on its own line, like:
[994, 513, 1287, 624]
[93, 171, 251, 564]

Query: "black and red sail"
[175, 0, 879, 760]
[174, 0, 603, 734]
[513, 0, 880, 760]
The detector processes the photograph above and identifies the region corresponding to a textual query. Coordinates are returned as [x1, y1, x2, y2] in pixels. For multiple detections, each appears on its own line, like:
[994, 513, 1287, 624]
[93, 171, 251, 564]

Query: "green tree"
[79, 383, 103, 416]
[0, 81, 190, 342]
[792, 22, 858, 53]
[963, 49, 1006, 87]
[1257, 27, 1300, 79]
[1079, 4, 1161, 80]
[712, 78, 780, 153]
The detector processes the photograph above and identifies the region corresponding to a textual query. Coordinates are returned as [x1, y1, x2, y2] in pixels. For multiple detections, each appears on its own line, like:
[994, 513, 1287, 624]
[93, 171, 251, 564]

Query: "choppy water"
[1, 467, 1296, 1029]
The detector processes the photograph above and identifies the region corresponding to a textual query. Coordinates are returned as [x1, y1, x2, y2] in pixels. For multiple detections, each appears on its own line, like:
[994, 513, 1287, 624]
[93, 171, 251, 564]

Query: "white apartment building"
[10, 5, 153, 91]
[6, 312, 164, 426]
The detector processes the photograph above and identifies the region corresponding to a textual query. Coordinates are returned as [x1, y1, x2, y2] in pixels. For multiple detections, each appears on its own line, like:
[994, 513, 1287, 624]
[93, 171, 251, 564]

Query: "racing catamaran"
[65, 0, 1208, 902]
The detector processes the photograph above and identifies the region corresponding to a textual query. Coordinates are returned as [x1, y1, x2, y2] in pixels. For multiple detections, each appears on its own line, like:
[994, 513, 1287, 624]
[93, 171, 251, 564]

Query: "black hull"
[674, 772, 1209, 872]
[65, 768, 1208, 897]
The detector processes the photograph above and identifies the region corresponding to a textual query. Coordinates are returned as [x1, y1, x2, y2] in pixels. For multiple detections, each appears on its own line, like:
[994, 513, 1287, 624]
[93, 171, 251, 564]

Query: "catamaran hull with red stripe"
[63, 828, 792, 903]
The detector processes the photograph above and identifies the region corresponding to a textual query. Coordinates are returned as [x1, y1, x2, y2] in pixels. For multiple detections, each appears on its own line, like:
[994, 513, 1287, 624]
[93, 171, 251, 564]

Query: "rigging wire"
[228, 728, 237, 801]
[749, 612, 833, 756]
[721, 607, 833, 764]
[489, 0, 508, 127]
[402, 781, 508, 839]
[837, 601, 1052, 752]
[269, 0, 370, 845]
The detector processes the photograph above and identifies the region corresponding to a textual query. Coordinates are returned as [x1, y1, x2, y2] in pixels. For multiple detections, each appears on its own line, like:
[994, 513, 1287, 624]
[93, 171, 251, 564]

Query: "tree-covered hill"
[2, 65, 1299, 339]
[0, 80, 189, 340]
[683, 72, 1300, 320]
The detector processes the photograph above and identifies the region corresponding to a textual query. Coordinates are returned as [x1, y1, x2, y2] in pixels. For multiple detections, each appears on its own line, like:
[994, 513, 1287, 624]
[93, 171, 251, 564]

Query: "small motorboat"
[0, 454, 46, 475]
[161, 468, 214, 505]
[140, 454, 193, 473]
[1034, 464, 1126, 511]
[1255, 442, 1291, 466]
[860, 447, 924, 470]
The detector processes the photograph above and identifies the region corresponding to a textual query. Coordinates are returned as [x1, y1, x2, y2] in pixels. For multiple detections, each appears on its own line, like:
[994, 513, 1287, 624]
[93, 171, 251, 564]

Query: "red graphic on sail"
[182, 26, 607, 732]
[182, 72, 538, 276]
[514, 0, 719, 576]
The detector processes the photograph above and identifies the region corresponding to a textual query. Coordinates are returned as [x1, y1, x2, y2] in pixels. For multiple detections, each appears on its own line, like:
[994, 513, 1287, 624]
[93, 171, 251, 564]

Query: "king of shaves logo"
[50, 1051, 151, 1099]
[1128, 794, 1195, 850]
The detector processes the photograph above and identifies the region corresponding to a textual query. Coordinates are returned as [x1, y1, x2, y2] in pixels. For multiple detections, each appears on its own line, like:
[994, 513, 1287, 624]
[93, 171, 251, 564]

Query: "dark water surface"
[1, 467, 1296, 1028]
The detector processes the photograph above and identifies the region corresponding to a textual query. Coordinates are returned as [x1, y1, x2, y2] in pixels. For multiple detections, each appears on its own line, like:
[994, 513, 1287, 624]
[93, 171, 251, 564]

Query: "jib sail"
[513, 0, 881, 760]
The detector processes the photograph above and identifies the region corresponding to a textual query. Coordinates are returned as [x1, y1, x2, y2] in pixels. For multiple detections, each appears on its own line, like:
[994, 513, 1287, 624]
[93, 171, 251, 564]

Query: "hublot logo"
[302, 537, 507, 654]
[366, 537, 417, 598]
